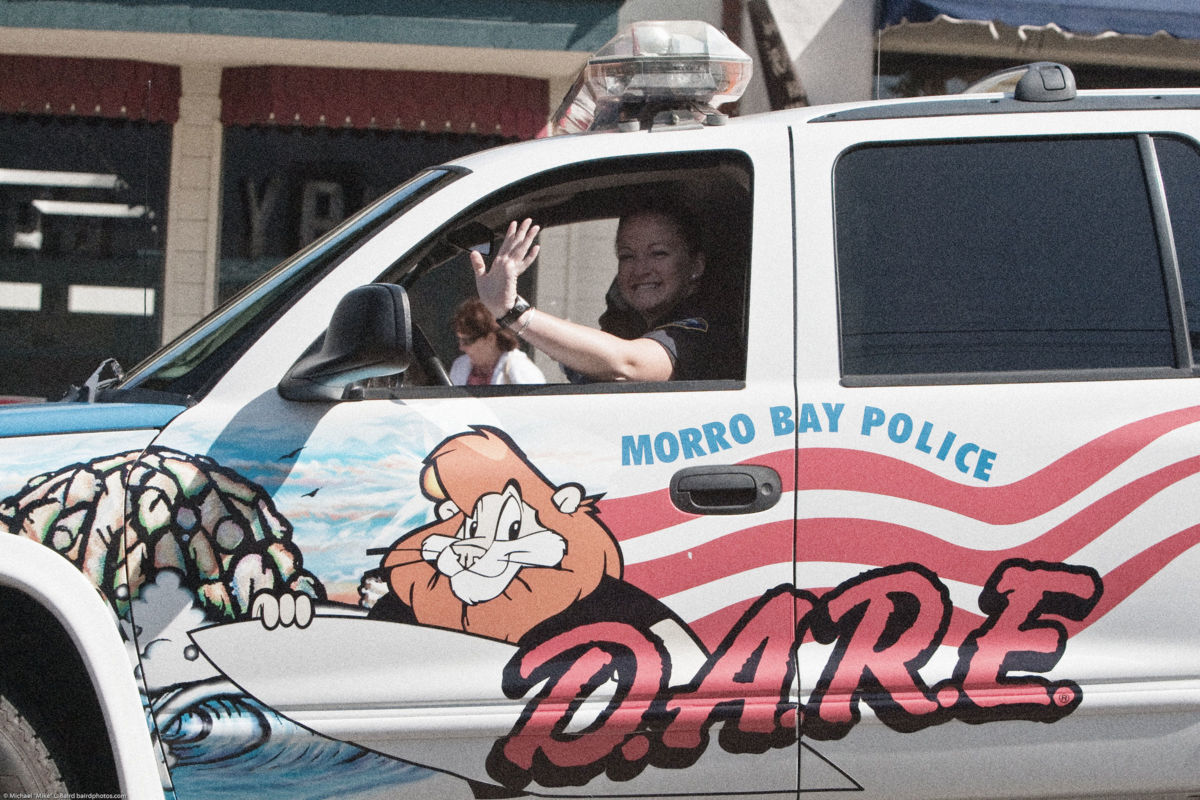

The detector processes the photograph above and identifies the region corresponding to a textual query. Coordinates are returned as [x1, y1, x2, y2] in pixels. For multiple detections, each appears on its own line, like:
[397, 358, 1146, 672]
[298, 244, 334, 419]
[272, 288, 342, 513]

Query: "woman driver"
[470, 199, 742, 382]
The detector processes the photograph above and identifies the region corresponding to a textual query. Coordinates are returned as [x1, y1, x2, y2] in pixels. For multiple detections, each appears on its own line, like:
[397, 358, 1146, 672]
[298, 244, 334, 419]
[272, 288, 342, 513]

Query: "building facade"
[0, 1, 634, 399]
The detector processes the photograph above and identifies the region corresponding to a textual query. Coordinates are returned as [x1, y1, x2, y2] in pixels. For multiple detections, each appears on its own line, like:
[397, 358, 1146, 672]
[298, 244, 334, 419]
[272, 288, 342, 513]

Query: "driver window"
[383, 151, 751, 391]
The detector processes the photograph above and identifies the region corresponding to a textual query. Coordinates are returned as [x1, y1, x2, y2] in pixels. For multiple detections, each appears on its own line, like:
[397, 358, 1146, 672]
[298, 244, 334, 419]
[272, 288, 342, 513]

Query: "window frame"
[361, 150, 756, 398]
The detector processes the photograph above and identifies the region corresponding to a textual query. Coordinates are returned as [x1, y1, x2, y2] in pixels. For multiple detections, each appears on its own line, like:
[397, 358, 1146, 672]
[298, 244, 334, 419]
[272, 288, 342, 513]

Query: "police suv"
[1, 20, 1199, 800]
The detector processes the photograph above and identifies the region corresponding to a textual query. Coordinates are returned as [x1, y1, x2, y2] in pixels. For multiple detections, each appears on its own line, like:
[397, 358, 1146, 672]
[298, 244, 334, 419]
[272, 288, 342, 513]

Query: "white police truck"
[1, 20, 1199, 800]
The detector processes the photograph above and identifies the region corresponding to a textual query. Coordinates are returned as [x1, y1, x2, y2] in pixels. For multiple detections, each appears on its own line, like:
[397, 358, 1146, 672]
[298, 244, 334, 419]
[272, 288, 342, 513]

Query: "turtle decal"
[0, 445, 323, 620]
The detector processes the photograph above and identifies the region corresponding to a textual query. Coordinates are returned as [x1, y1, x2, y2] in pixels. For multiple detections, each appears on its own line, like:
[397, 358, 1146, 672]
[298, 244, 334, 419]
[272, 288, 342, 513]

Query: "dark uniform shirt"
[570, 289, 744, 382]
[640, 298, 744, 381]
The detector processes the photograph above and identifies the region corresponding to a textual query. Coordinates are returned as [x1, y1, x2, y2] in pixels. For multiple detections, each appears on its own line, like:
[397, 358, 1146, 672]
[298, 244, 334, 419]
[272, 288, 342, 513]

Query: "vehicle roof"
[803, 87, 1200, 123]
[443, 85, 1200, 173]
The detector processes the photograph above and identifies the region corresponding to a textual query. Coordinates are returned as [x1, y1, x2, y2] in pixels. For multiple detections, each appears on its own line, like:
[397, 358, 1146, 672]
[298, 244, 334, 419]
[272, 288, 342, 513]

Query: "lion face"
[382, 427, 621, 643]
[422, 480, 567, 605]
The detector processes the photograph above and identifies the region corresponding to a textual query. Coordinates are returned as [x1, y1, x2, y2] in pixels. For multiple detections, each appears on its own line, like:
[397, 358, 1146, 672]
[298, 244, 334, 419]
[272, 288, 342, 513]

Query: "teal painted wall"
[0, 0, 621, 51]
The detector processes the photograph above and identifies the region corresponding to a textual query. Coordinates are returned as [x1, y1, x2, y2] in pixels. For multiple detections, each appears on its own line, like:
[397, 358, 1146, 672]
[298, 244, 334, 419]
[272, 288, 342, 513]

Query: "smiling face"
[423, 480, 567, 605]
[615, 210, 704, 324]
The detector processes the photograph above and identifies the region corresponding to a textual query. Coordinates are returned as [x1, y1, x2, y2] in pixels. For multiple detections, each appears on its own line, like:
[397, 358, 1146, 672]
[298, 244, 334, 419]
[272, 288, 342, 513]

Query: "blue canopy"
[882, 1, 1200, 39]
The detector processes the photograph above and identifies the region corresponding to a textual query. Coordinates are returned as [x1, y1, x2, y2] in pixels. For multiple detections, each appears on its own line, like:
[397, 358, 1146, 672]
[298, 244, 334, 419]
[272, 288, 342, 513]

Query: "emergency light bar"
[551, 20, 753, 134]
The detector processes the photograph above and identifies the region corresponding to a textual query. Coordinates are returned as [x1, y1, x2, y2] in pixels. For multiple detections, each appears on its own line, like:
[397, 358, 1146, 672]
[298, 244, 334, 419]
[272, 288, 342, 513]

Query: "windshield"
[115, 168, 464, 402]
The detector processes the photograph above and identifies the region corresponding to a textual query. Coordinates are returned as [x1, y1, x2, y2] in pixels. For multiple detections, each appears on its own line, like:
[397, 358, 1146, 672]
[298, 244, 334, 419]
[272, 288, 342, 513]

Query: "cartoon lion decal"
[369, 426, 623, 644]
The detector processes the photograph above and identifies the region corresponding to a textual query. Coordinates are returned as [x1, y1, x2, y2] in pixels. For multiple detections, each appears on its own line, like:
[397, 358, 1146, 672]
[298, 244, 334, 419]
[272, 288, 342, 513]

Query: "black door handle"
[669, 465, 782, 515]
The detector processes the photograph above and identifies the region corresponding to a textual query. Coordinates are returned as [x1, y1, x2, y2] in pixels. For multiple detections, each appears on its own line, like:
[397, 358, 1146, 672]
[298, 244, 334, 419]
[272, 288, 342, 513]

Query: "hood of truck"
[0, 401, 186, 438]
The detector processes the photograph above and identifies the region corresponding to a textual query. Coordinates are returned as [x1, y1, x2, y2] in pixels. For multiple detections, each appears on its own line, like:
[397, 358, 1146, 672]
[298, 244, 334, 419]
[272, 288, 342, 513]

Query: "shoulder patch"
[656, 317, 709, 333]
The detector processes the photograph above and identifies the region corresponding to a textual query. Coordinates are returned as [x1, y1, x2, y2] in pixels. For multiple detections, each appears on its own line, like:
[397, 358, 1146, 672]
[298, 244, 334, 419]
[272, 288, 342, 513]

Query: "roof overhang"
[0, 0, 622, 53]
[880, 14, 1200, 71]
[881, 0, 1200, 39]
[0, 1, 618, 92]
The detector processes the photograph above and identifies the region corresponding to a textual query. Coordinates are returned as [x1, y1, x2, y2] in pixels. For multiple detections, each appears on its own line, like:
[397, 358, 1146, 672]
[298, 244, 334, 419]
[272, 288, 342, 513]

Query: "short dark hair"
[452, 297, 519, 351]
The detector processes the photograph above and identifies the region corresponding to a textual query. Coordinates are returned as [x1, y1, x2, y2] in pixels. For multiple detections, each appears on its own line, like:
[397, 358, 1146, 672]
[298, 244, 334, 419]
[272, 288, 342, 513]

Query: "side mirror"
[278, 283, 414, 401]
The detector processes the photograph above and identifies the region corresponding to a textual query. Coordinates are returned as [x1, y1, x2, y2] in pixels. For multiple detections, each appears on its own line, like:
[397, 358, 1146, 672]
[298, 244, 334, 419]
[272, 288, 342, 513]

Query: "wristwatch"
[496, 295, 531, 329]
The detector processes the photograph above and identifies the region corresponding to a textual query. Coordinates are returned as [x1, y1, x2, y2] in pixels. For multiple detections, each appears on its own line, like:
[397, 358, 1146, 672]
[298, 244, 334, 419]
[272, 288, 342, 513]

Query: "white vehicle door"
[791, 112, 1200, 799]
[119, 129, 804, 800]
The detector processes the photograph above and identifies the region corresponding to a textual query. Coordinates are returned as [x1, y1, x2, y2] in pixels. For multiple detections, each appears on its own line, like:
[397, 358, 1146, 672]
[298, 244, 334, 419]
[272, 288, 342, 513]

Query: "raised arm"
[470, 219, 674, 382]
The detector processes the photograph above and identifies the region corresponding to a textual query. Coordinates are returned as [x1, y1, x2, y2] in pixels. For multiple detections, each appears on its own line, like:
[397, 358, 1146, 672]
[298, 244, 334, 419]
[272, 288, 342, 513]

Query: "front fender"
[0, 535, 162, 800]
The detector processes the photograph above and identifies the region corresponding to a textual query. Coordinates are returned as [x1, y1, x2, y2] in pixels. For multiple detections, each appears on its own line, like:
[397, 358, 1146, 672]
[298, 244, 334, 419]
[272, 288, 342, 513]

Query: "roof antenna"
[1014, 62, 1077, 101]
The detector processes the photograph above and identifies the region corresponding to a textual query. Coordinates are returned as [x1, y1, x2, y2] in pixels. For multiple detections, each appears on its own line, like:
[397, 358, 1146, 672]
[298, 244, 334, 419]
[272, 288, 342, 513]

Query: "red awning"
[0, 56, 180, 123]
[221, 66, 550, 140]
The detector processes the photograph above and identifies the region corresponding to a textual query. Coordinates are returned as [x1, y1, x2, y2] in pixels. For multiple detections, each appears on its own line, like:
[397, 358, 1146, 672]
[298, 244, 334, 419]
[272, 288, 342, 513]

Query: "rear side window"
[835, 137, 1175, 380]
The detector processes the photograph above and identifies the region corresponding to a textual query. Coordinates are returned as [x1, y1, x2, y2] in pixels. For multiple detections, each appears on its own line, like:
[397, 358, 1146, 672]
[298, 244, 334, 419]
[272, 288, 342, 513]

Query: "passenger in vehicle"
[471, 199, 743, 382]
[448, 298, 546, 385]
